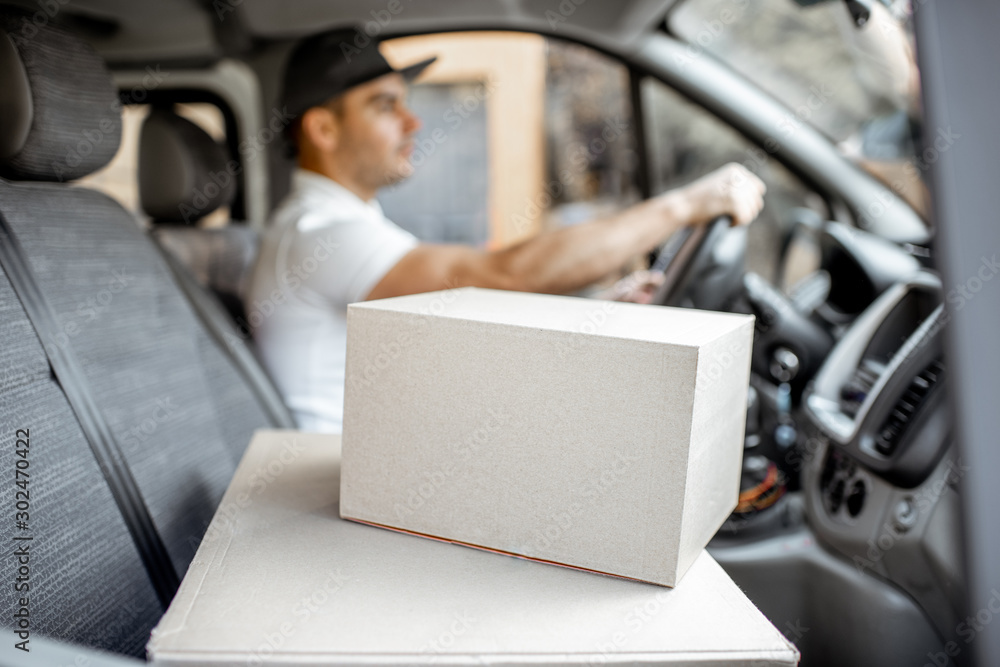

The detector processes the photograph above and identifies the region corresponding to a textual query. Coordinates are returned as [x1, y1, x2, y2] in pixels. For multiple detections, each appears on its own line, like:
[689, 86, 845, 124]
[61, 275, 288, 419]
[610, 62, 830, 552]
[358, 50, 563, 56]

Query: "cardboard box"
[148, 431, 799, 666]
[342, 288, 754, 587]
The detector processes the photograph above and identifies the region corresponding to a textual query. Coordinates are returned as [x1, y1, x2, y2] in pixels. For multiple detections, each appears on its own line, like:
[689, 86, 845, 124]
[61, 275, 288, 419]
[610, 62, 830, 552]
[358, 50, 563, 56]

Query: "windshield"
[668, 0, 928, 217]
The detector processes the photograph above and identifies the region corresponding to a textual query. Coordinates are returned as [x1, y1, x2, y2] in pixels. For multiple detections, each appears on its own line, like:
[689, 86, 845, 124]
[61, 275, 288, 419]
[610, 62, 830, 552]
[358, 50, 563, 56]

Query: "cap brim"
[398, 56, 437, 82]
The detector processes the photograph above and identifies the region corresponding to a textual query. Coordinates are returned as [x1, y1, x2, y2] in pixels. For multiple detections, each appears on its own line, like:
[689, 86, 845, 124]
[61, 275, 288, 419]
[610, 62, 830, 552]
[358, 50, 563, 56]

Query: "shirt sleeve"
[288, 212, 419, 308]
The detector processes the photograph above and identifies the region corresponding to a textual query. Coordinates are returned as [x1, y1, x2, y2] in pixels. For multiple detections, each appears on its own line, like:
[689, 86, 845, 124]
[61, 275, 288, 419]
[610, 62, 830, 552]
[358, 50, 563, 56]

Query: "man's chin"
[382, 162, 415, 187]
[398, 160, 416, 179]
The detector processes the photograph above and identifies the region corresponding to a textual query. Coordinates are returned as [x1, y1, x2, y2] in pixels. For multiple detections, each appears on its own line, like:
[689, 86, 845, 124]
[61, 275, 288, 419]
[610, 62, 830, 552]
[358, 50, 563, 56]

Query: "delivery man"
[246, 29, 766, 433]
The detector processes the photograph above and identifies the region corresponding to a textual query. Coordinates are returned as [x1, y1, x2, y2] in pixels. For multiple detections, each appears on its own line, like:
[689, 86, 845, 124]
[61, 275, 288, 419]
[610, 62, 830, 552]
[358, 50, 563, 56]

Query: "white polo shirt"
[247, 169, 419, 433]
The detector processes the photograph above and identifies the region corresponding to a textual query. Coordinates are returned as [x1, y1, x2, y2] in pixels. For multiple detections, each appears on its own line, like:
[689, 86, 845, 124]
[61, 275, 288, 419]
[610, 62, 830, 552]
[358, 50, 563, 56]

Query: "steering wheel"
[649, 215, 747, 310]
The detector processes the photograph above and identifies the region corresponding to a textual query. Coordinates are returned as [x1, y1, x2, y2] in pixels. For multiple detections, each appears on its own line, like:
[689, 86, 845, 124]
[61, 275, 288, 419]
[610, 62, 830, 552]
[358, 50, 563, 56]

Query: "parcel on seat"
[341, 287, 754, 587]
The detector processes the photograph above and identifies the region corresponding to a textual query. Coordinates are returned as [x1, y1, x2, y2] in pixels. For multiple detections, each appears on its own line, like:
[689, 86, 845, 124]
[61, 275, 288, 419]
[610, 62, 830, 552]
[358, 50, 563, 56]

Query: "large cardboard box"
[342, 288, 754, 587]
[148, 431, 799, 666]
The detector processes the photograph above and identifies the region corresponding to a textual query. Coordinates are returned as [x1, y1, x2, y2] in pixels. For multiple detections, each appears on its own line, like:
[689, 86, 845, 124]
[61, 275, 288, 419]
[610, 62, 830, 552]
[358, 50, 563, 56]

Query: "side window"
[641, 76, 828, 289]
[542, 39, 640, 230]
[77, 101, 235, 228]
[378, 33, 640, 256]
[668, 0, 927, 218]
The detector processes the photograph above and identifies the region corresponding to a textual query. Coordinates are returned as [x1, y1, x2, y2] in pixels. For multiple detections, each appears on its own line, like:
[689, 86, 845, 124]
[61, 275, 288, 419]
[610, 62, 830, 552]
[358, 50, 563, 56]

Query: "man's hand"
[675, 163, 767, 227]
[594, 270, 665, 304]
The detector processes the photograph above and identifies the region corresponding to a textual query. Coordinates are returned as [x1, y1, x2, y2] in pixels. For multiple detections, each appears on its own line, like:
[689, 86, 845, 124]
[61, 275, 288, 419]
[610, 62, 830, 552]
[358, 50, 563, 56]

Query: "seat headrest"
[0, 6, 122, 181]
[139, 109, 236, 225]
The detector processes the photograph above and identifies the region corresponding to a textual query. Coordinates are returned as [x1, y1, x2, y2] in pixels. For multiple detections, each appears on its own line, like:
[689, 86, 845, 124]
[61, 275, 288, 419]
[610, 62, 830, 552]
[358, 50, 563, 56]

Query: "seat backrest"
[138, 107, 295, 430]
[0, 7, 287, 657]
[0, 270, 165, 657]
[140, 107, 258, 326]
[153, 224, 259, 324]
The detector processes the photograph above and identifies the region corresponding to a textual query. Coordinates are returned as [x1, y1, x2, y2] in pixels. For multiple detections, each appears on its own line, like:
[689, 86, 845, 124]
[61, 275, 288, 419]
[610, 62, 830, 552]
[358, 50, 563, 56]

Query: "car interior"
[0, 1, 992, 666]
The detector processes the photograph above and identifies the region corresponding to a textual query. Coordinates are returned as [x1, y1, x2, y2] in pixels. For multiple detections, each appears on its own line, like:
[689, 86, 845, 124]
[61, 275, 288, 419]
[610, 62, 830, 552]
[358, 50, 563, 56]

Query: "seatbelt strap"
[153, 241, 296, 429]
[0, 213, 180, 607]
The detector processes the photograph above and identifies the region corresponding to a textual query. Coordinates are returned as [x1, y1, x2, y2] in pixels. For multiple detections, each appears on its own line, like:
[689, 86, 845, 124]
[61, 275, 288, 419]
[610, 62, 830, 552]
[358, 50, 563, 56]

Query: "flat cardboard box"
[148, 430, 799, 666]
[342, 288, 754, 586]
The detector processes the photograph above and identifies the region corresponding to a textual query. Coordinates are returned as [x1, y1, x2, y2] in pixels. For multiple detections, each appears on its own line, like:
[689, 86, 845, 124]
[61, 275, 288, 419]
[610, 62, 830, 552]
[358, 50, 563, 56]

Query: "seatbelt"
[153, 240, 296, 429]
[0, 212, 180, 607]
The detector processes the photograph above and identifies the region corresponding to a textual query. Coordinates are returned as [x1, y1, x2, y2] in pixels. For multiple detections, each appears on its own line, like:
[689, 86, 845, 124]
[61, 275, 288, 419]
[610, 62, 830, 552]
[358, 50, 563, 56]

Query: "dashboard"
[806, 274, 947, 488]
[800, 271, 963, 641]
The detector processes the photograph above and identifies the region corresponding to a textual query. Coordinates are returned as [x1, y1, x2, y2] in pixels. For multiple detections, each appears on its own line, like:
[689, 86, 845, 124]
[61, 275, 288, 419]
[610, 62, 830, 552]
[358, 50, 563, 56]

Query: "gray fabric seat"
[137, 107, 294, 429]
[153, 224, 259, 326]
[0, 7, 289, 657]
[140, 108, 258, 329]
[0, 270, 164, 657]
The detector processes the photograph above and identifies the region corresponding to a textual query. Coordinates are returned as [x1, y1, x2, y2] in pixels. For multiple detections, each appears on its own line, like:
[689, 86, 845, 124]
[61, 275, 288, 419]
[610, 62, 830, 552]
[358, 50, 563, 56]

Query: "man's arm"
[366, 163, 765, 301]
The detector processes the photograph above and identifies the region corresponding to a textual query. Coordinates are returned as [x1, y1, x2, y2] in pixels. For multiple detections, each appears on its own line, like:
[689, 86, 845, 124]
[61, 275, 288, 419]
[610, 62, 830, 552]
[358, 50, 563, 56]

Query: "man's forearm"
[365, 163, 765, 302]
[488, 190, 694, 294]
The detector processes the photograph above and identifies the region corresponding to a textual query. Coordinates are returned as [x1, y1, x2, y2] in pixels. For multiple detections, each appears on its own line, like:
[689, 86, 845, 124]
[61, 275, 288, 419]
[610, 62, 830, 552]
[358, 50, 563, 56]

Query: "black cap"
[280, 28, 436, 121]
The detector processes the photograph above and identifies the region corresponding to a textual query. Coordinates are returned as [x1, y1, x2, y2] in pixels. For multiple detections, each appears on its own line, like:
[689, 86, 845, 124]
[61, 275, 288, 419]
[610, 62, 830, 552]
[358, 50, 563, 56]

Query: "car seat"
[0, 6, 292, 657]
[139, 107, 258, 327]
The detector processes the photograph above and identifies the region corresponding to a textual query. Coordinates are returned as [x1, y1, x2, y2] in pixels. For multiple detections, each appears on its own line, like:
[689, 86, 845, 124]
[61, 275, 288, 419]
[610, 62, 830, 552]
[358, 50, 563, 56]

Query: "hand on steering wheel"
[649, 215, 736, 307]
[647, 164, 765, 309]
[681, 163, 767, 228]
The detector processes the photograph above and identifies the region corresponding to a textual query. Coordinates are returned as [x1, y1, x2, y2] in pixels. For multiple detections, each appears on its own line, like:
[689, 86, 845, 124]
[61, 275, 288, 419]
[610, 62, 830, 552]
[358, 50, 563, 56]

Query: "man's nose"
[403, 107, 422, 134]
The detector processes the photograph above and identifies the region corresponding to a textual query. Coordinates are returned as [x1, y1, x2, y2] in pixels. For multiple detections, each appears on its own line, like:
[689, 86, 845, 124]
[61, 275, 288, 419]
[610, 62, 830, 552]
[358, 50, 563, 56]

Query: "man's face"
[328, 73, 422, 190]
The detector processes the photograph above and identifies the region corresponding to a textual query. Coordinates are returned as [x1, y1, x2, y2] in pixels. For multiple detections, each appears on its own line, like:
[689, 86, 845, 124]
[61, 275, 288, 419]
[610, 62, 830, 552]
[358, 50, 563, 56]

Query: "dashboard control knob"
[892, 497, 919, 533]
[770, 347, 800, 383]
[774, 424, 797, 451]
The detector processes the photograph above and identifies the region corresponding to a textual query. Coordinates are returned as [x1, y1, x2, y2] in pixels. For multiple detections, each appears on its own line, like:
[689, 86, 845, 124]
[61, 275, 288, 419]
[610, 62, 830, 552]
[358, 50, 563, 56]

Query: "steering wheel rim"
[650, 215, 735, 307]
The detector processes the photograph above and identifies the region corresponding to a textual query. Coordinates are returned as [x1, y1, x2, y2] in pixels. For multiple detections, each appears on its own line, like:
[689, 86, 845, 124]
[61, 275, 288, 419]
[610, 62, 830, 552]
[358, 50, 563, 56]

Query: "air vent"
[839, 358, 885, 417]
[874, 358, 945, 457]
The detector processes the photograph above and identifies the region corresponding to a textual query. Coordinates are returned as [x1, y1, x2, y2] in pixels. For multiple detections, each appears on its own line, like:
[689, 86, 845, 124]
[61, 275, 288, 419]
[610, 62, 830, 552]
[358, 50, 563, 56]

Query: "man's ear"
[300, 107, 339, 153]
